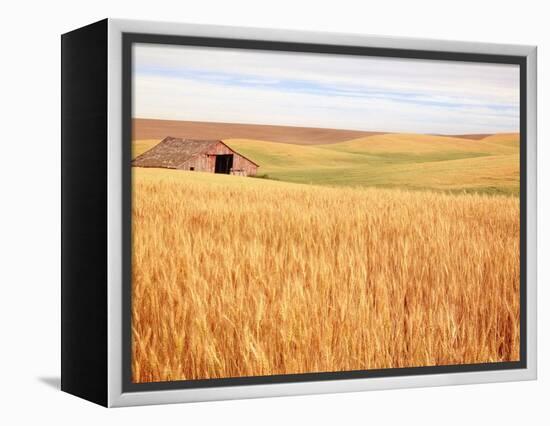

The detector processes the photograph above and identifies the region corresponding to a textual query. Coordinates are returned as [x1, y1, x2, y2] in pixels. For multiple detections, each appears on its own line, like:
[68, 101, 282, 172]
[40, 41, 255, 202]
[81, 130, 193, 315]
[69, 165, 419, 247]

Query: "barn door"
[215, 154, 233, 174]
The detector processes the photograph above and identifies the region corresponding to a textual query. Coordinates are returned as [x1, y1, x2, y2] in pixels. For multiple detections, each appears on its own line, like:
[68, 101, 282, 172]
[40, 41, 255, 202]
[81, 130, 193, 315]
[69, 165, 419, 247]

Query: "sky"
[133, 43, 520, 134]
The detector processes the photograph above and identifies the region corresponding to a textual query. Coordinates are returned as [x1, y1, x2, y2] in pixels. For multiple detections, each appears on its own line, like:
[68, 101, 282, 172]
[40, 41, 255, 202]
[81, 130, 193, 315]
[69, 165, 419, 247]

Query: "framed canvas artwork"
[61, 18, 537, 407]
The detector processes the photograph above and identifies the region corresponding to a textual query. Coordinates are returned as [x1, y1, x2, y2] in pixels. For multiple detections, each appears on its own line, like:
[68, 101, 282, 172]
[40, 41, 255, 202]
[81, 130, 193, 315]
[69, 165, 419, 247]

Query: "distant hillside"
[223, 133, 519, 195]
[325, 133, 519, 155]
[132, 130, 520, 195]
[133, 118, 385, 145]
[442, 134, 492, 140]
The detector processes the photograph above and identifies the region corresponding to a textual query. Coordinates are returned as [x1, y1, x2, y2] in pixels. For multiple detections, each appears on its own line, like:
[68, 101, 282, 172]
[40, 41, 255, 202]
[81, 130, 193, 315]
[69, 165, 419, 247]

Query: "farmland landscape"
[134, 119, 520, 194]
[131, 41, 521, 384]
[131, 119, 520, 383]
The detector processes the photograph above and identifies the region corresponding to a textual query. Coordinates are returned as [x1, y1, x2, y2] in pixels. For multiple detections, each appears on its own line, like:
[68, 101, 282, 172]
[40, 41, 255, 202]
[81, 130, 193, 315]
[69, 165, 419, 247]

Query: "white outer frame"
[106, 18, 537, 407]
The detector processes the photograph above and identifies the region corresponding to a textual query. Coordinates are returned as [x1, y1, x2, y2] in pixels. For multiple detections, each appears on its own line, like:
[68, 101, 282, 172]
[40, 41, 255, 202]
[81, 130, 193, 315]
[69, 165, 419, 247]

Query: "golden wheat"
[131, 169, 520, 383]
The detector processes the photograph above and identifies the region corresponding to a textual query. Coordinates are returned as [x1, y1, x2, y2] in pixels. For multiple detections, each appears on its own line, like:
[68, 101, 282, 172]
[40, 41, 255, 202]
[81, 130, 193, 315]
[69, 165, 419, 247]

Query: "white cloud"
[133, 43, 520, 134]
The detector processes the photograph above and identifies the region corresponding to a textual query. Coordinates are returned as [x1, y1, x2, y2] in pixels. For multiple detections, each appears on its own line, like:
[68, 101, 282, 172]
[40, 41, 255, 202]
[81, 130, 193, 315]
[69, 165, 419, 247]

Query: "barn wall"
[179, 142, 258, 176]
[180, 154, 212, 172]
[232, 154, 258, 176]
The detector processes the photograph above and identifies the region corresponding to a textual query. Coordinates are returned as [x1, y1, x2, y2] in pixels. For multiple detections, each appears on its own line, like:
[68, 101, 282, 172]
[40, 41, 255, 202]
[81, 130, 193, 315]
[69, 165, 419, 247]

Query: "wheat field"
[131, 169, 520, 383]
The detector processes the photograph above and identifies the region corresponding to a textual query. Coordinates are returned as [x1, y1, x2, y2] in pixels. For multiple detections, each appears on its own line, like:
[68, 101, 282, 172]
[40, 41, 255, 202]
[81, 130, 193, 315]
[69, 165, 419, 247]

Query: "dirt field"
[133, 118, 387, 145]
[131, 169, 520, 383]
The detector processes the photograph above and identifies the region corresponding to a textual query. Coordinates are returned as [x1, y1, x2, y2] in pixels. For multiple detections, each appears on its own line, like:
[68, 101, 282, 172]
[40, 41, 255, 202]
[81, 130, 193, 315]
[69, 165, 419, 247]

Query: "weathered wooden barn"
[132, 137, 259, 176]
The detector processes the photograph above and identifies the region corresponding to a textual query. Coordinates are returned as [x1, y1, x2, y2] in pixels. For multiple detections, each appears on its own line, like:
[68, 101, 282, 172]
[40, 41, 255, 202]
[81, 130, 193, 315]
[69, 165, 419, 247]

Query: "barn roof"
[133, 137, 261, 169]
[133, 137, 218, 168]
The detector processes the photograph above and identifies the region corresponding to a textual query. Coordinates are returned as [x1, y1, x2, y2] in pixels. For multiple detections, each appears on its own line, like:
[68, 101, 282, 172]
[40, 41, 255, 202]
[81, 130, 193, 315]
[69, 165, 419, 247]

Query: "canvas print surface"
[130, 43, 520, 384]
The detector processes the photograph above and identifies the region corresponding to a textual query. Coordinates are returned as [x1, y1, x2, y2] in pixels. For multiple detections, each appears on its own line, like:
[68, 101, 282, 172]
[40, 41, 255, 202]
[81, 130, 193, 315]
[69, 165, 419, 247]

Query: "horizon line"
[133, 116, 520, 137]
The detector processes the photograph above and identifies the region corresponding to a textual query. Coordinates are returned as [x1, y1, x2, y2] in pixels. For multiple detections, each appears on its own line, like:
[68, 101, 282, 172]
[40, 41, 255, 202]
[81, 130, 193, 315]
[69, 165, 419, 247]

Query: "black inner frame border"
[122, 32, 528, 393]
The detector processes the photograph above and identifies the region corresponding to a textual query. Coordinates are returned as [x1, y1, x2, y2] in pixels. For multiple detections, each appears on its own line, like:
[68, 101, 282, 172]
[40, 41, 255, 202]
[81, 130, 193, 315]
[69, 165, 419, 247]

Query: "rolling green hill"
[224, 133, 519, 195]
[132, 133, 519, 195]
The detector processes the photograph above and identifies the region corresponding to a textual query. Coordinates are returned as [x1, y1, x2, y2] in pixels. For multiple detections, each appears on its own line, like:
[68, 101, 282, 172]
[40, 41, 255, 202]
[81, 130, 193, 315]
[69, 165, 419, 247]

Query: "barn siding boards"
[133, 137, 258, 176]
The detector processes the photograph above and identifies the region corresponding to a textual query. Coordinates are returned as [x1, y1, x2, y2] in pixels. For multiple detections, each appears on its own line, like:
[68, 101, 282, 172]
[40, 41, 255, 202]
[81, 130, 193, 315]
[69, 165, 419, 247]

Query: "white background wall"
[0, 0, 546, 424]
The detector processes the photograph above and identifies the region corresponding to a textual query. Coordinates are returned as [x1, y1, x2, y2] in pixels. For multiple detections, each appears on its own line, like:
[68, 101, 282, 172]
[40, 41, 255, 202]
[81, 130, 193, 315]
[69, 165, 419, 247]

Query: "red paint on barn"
[132, 137, 259, 177]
